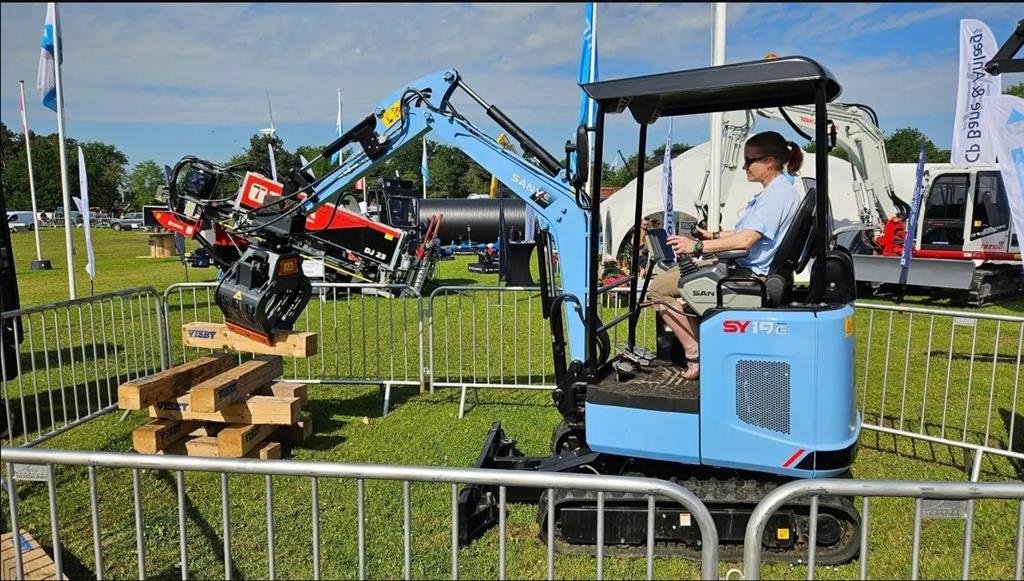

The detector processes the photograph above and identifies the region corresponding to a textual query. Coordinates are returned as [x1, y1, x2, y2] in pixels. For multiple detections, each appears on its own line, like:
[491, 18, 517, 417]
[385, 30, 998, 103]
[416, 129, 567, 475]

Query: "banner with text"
[951, 19, 1001, 166]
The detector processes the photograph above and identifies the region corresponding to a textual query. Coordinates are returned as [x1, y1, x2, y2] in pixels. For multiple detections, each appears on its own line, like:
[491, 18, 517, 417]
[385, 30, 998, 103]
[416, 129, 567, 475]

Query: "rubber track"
[536, 475, 861, 565]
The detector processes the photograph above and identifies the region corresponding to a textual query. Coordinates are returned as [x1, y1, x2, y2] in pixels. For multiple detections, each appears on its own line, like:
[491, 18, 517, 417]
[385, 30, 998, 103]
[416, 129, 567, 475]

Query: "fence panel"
[163, 283, 424, 398]
[743, 478, 1024, 580]
[2, 446, 718, 580]
[1, 288, 166, 447]
[426, 286, 658, 416]
[855, 303, 1023, 477]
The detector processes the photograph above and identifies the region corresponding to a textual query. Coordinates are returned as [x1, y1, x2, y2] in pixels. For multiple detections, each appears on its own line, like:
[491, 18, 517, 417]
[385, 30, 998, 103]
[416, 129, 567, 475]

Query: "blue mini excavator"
[163, 56, 861, 563]
[456, 57, 863, 564]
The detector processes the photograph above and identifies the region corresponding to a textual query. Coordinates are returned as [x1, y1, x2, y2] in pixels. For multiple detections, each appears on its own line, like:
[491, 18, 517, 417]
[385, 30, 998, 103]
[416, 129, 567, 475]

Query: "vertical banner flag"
[898, 144, 927, 285]
[421, 138, 429, 196]
[983, 95, 1024, 268]
[662, 118, 675, 236]
[73, 146, 96, 281]
[36, 2, 59, 111]
[952, 19, 1001, 166]
[330, 89, 343, 165]
[268, 143, 278, 182]
[573, 2, 597, 176]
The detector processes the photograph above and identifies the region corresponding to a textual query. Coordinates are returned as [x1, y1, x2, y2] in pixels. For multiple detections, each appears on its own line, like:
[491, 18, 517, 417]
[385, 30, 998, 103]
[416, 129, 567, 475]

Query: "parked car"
[6, 211, 37, 231]
[110, 212, 145, 231]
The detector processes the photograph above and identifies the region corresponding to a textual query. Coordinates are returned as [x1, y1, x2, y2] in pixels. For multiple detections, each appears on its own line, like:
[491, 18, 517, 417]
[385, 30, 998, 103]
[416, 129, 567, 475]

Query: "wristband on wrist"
[692, 241, 703, 255]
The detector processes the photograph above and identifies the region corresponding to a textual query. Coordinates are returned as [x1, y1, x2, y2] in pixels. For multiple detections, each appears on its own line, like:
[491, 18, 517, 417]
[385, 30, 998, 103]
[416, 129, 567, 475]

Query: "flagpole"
[51, 2, 77, 299]
[19, 80, 51, 270]
[707, 2, 727, 234]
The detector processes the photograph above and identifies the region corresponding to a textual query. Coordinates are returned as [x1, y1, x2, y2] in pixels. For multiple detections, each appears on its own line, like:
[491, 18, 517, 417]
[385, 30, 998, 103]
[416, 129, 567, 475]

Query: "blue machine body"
[586, 304, 859, 478]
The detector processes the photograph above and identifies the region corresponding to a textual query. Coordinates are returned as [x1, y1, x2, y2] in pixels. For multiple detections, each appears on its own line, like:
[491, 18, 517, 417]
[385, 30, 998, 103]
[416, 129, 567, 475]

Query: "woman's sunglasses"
[743, 154, 774, 169]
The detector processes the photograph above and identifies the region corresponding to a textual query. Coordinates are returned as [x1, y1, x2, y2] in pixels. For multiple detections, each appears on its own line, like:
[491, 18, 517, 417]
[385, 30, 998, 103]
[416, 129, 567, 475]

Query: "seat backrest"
[768, 187, 816, 278]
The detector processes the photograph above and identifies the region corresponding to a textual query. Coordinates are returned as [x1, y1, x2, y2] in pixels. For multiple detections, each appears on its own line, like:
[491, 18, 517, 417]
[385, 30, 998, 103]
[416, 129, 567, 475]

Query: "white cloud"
[1, 2, 1020, 164]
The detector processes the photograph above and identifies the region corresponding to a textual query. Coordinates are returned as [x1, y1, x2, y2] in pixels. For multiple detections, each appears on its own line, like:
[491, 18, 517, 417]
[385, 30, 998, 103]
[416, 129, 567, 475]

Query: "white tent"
[602, 140, 864, 259]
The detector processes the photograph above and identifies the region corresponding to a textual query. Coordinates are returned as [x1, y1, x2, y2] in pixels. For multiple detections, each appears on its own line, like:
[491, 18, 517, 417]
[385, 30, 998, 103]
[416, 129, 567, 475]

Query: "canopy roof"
[580, 56, 842, 124]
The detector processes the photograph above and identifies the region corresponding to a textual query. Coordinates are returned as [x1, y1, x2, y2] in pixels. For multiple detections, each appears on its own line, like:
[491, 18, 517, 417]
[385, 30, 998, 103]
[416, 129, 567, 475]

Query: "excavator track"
[536, 475, 861, 564]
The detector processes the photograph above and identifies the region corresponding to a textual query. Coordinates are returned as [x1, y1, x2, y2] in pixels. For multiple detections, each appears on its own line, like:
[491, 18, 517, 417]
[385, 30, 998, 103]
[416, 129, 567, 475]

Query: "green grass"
[3, 227, 1022, 579]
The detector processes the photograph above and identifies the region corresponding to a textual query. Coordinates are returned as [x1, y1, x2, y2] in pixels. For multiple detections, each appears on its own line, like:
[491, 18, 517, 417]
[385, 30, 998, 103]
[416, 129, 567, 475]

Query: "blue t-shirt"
[734, 174, 801, 275]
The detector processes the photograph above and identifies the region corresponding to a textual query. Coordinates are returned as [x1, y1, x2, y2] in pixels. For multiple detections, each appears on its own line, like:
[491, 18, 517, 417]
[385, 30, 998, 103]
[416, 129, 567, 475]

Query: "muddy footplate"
[587, 364, 699, 413]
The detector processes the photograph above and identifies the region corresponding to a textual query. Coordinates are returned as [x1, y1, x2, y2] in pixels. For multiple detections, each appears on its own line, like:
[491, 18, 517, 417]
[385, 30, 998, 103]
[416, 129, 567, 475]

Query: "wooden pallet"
[1, 529, 67, 580]
[124, 355, 313, 459]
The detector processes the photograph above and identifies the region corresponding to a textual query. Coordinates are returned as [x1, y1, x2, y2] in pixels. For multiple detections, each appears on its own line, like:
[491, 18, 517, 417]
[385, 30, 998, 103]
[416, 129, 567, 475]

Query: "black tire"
[113, 223, 122, 231]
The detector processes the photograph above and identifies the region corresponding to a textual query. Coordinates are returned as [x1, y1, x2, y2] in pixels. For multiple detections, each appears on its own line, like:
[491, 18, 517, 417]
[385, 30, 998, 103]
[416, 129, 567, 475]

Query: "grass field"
[3, 227, 1022, 580]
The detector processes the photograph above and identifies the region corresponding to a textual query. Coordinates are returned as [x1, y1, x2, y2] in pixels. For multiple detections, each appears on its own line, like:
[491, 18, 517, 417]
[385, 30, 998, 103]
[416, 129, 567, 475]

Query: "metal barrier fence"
[1, 288, 166, 447]
[855, 303, 1023, 480]
[1, 446, 718, 580]
[742, 479, 1024, 580]
[163, 282, 424, 415]
[426, 286, 658, 417]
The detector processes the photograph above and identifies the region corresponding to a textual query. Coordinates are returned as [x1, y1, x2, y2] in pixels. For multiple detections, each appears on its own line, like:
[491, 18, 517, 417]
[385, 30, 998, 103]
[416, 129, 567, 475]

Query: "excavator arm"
[201, 69, 593, 367]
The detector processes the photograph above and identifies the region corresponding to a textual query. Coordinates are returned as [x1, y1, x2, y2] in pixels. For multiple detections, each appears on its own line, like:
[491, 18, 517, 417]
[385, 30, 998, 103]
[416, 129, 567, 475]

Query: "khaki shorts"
[648, 265, 681, 311]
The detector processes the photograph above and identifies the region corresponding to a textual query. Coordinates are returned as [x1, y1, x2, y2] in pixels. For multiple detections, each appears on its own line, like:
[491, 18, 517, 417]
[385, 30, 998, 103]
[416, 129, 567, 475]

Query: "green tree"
[294, 144, 333, 182]
[1005, 82, 1024, 98]
[127, 160, 165, 209]
[883, 127, 950, 163]
[803, 141, 850, 162]
[1, 124, 128, 212]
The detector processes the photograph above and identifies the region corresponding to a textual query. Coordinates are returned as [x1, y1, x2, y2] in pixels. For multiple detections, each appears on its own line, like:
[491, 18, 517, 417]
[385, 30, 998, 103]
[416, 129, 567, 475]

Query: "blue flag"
[572, 3, 597, 177]
[330, 89, 342, 166]
[662, 119, 675, 236]
[898, 144, 927, 285]
[421, 138, 430, 188]
[36, 3, 60, 112]
[577, 3, 598, 127]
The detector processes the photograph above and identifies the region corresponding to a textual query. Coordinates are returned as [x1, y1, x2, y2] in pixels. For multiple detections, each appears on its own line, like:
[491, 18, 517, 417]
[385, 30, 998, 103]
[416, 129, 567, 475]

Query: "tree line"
[2, 81, 1020, 212]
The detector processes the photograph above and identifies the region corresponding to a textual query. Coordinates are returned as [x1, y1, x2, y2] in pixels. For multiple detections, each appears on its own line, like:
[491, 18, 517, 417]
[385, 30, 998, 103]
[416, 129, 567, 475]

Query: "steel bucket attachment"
[215, 246, 311, 345]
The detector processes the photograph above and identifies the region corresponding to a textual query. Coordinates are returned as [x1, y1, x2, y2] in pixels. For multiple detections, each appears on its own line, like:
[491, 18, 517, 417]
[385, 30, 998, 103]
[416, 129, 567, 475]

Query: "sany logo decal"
[722, 320, 788, 335]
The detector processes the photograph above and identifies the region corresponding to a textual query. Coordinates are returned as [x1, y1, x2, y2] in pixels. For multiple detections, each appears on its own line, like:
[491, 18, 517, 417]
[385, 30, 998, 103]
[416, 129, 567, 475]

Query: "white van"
[6, 211, 37, 231]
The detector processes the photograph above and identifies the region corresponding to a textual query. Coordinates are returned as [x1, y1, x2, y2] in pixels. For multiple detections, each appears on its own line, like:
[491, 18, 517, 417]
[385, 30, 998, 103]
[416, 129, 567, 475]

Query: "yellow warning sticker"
[232, 291, 242, 301]
[844, 316, 854, 337]
[384, 233, 395, 241]
[777, 528, 790, 540]
[380, 99, 403, 128]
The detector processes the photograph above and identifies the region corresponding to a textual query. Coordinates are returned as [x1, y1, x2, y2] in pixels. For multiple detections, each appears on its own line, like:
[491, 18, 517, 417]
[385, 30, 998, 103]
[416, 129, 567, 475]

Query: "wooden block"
[257, 381, 307, 403]
[149, 394, 301, 425]
[182, 321, 317, 358]
[273, 413, 314, 444]
[189, 424, 222, 437]
[1, 529, 68, 580]
[179, 436, 281, 459]
[118, 354, 236, 410]
[217, 423, 277, 457]
[189, 356, 283, 413]
[132, 419, 202, 454]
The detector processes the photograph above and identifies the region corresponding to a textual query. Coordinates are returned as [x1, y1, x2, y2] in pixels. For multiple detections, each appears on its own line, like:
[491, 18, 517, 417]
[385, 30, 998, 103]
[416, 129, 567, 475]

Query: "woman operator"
[647, 131, 804, 380]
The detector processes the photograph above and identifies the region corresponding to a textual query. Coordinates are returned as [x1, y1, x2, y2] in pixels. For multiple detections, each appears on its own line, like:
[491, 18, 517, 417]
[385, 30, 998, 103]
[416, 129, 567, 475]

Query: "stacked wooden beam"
[118, 354, 312, 458]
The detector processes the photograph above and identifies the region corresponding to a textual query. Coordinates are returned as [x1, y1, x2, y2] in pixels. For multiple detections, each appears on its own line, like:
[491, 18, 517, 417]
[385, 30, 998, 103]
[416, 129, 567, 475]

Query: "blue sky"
[1, 3, 1020, 169]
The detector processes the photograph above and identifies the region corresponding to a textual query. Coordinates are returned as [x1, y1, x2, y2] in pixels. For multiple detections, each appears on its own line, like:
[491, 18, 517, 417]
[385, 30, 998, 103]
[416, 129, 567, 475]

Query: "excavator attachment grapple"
[214, 246, 311, 345]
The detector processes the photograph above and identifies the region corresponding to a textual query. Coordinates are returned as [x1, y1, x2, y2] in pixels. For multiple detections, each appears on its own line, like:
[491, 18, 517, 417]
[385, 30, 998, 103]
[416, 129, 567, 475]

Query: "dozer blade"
[215, 246, 312, 345]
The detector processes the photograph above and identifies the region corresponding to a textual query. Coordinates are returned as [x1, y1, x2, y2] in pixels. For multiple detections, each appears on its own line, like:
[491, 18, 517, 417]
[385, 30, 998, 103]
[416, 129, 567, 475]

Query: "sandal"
[681, 357, 700, 381]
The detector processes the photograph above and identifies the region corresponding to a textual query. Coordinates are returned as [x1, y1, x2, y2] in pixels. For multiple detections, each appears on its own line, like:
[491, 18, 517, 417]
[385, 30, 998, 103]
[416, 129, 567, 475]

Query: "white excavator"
[702, 100, 1021, 305]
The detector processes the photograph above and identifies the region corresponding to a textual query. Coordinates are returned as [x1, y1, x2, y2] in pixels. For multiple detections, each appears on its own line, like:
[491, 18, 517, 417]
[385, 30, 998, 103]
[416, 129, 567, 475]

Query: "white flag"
[268, 142, 278, 182]
[74, 146, 96, 280]
[982, 95, 1024, 269]
[951, 19, 1001, 166]
[662, 118, 675, 236]
[36, 3, 59, 112]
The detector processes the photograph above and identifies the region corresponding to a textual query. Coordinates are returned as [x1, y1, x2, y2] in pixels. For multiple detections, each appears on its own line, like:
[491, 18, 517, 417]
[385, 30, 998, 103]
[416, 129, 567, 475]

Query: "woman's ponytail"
[786, 140, 804, 175]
